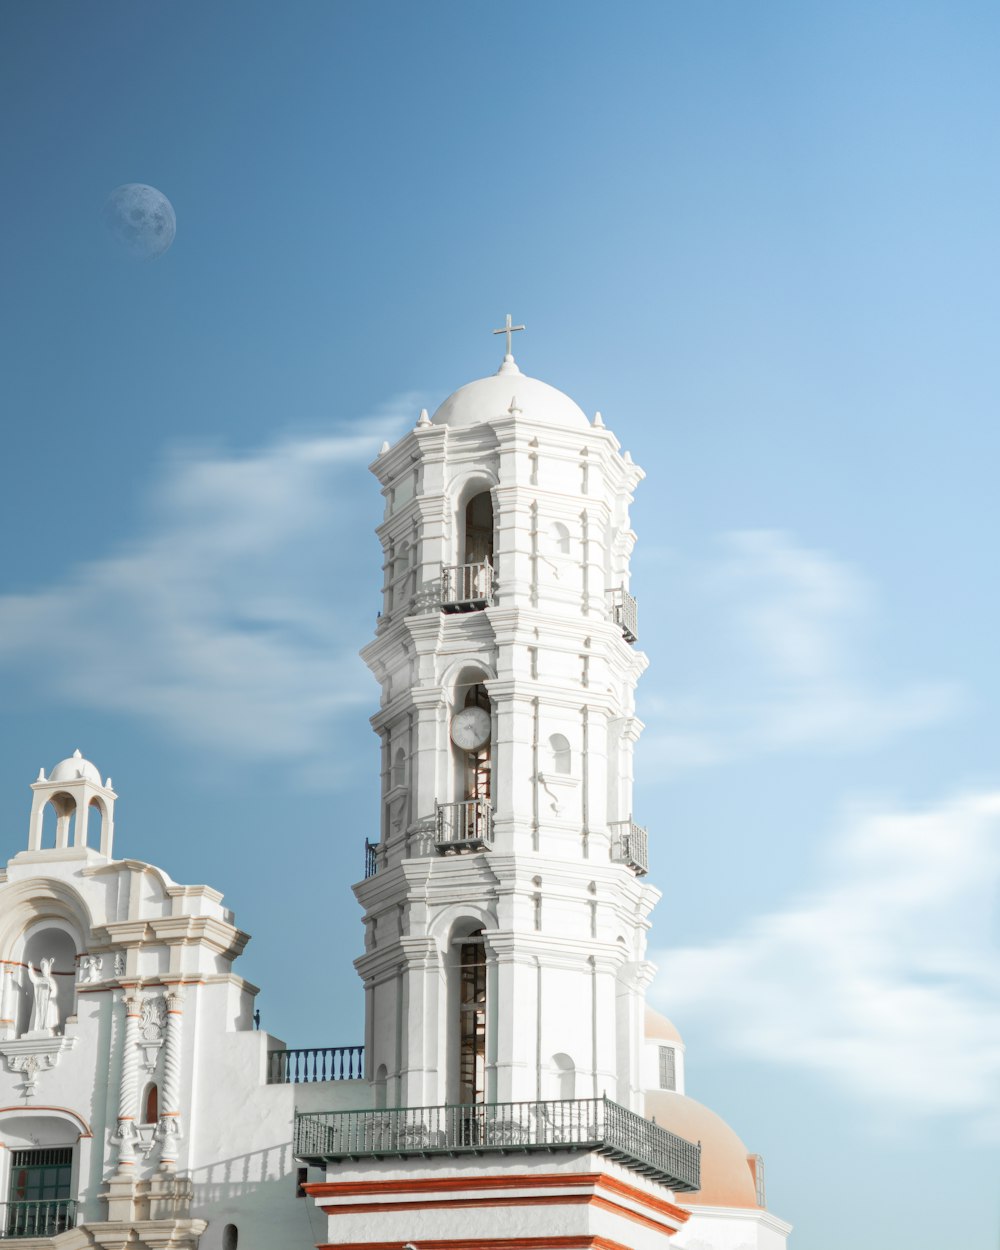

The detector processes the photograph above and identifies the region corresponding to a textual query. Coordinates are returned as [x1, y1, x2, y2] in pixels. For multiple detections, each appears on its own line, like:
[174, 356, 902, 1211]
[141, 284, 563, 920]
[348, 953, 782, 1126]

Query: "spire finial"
[492, 312, 525, 362]
[73, 748, 82, 759]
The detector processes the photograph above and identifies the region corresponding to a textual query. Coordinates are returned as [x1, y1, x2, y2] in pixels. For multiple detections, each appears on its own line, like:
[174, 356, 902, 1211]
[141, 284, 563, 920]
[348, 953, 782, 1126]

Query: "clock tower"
[355, 324, 657, 1116]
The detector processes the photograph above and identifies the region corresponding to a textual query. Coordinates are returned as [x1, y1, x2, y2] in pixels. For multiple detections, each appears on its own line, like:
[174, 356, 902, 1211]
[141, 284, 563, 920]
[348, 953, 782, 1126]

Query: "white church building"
[0, 329, 791, 1250]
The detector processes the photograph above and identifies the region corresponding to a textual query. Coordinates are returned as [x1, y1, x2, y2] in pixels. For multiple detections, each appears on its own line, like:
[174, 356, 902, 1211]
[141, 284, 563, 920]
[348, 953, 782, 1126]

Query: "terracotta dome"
[431, 358, 589, 432]
[48, 750, 102, 786]
[645, 1091, 759, 1209]
[645, 1005, 684, 1045]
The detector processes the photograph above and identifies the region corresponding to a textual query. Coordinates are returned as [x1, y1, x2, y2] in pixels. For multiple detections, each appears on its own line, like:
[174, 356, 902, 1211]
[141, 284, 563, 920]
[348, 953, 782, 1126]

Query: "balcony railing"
[441, 561, 495, 612]
[267, 1046, 365, 1084]
[364, 839, 379, 879]
[294, 1095, 700, 1193]
[1, 1200, 76, 1239]
[609, 585, 638, 644]
[435, 798, 494, 853]
[611, 820, 649, 876]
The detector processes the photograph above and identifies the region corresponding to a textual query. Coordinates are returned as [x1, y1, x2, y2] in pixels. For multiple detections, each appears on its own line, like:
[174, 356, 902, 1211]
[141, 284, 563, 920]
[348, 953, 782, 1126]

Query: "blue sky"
[1, 3, 998, 1246]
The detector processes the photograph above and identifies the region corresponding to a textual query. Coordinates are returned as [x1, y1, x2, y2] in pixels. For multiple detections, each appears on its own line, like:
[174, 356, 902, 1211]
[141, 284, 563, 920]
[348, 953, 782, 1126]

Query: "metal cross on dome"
[492, 313, 525, 357]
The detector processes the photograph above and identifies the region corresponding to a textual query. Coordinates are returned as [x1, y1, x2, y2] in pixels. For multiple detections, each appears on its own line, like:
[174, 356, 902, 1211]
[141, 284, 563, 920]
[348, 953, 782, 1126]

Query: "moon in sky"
[104, 183, 176, 259]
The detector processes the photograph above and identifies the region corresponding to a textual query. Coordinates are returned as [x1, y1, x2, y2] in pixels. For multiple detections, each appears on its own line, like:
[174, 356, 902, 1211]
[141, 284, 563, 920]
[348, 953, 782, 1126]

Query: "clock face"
[451, 706, 491, 751]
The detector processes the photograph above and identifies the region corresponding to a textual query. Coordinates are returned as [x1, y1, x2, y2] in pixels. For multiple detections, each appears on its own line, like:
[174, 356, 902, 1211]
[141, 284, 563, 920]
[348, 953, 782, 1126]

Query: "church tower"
[356, 320, 659, 1116]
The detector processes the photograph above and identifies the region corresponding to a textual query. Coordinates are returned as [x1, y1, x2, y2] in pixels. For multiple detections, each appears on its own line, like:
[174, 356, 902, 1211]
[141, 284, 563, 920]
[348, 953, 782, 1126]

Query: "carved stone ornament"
[0, 1036, 77, 1097]
[140, 995, 167, 1041]
[78, 955, 103, 984]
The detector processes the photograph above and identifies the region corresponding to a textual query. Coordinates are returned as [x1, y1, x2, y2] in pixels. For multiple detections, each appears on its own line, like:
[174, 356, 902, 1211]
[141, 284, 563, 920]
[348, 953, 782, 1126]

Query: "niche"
[17, 926, 78, 1038]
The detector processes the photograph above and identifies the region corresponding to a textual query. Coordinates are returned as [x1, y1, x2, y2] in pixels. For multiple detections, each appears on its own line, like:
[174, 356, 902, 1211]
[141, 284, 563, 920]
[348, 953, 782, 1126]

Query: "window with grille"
[6, 1148, 73, 1238]
[658, 1045, 676, 1091]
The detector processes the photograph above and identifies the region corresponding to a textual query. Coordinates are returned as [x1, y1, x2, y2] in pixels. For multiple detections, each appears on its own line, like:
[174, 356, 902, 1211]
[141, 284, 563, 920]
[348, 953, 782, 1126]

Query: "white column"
[157, 984, 185, 1168]
[114, 989, 142, 1173]
[0, 964, 16, 1038]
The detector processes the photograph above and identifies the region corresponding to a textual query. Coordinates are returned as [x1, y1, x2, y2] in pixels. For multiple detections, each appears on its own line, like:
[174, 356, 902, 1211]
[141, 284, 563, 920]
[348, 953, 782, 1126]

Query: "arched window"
[392, 749, 406, 790]
[548, 734, 571, 776]
[222, 1226, 239, 1250]
[141, 1083, 158, 1124]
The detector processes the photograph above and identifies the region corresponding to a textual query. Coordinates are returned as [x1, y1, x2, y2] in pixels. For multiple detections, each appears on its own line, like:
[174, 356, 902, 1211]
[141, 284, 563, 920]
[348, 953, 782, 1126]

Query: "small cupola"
[27, 749, 117, 859]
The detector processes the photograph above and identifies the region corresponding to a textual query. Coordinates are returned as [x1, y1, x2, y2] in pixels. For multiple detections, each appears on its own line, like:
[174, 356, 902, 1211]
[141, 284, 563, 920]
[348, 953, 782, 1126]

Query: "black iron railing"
[441, 561, 495, 612]
[267, 1046, 365, 1084]
[609, 586, 638, 644]
[610, 820, 649, 876]
[364, 839, 379, 879]
[435, 798, 494, 852]
[294, 1095, 700, 1192]
[1, 1200, 76, 1239]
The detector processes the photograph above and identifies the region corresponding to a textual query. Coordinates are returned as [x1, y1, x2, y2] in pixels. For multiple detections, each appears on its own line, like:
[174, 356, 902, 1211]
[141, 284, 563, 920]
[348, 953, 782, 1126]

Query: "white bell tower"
[356, 324, 656, 1116]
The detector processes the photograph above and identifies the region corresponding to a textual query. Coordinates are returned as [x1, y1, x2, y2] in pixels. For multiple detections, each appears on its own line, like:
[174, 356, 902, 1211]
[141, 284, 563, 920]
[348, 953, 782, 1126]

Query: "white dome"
[48, 749, 102, 786]
[431, 358, 589, 431]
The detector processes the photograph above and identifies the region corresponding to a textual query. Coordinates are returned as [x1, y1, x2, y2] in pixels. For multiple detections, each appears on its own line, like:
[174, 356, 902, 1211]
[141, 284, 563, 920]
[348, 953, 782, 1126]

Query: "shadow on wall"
[190, 1140, 296, 1205]
[191, 1142, 326, 1250]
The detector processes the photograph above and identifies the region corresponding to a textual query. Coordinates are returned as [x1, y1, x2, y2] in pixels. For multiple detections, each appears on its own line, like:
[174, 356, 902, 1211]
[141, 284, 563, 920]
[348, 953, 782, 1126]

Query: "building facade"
[0, 335, 790, 1250]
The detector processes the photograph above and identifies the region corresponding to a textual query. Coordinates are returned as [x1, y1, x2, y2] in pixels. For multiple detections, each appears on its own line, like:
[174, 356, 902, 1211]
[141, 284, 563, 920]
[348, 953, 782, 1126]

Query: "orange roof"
[645, 1005, 684, 1045]
[645, 1091, 759, 1209]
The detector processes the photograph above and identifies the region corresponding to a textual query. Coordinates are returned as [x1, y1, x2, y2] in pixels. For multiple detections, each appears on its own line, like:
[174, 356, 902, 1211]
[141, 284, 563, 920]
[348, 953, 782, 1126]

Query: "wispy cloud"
[654, 789, 1000, 1135]
[642, 530, 961, 774]
[0, 396, 420, 769]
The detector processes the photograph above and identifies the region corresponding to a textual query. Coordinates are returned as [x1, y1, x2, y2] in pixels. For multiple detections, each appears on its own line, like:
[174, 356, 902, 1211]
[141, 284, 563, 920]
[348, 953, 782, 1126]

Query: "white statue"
[79, 955, 102, 984]
[26, 959, 59, 1035]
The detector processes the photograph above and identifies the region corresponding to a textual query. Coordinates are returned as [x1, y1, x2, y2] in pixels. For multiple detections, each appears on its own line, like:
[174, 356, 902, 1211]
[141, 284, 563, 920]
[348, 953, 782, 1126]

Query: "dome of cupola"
[431, 356, 590, 432]
[48, 748, 102, 786]
[645, 1005, 684, 1045]
[645, 1091, 761, 1209]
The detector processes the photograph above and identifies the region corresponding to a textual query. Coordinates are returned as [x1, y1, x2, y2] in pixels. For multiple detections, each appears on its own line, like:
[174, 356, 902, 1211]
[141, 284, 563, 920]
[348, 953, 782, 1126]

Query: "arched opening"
[458, 929, 487, 1105]
[552, 1053, 576, 1101]
[222, 1225, 239, 1250]
[449, 673, 492, 807]
[141, 1082, 158, 1125]
[43, 794, 75, 851]
[373, 1064, 388, 1109]
[463, 490, 494, 566]
[18, 927, 78, 1038]
[548, 734, 571, 776]
[392, 748, 406, 790]
[87, 798, 107, 852]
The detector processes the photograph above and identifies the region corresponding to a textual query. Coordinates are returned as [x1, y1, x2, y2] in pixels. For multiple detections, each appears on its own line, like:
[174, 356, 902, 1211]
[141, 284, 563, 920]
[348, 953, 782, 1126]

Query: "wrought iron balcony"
[611, 820, 649, 876]
[294, 1095, 700, 1193]
[1, 1200, 76, 1239]
[609, 585, 638, 644]
[267, 1046, 365, 1084]
[435, 798, 494, 853]
[441, 561, 495, 612]
[364, 838, 379, 879]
